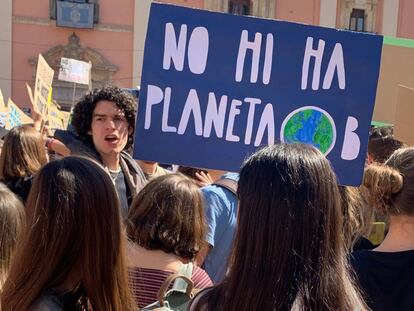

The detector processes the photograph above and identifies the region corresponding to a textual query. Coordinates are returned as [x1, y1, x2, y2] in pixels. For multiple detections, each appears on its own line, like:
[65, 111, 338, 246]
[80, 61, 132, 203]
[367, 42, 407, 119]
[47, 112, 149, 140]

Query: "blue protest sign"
[133, 3, 383, 186]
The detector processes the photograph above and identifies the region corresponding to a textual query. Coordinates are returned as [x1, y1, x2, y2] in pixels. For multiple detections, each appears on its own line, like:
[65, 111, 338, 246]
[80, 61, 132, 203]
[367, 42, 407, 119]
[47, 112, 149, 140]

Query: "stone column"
[382, 0, 399, 36]
[252, 0, 276, 18]
[133, 0, 151, 88]
[0, 0, 12, 101]
[320, 0, 338, 28]
[204, 0, 228, 12]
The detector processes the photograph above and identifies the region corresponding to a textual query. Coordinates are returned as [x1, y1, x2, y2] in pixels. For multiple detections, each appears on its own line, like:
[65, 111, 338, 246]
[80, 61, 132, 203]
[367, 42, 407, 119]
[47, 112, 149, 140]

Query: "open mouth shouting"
[104, 134, 120, 145]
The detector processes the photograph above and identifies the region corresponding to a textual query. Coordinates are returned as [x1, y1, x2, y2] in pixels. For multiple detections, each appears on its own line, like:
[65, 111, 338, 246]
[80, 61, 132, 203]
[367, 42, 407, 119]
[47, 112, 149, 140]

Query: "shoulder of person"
[192, 265, 213, 287]
[350, 250, 375, 271]
[29, 293, 64, 311]
[200, 186, 228, 206]
[202, 174, 238, 194]
[201, 182, 237, 209]
[187, 287, 214, 311]
[120, 152, 146, 182]
[54, 130, 99, 160]
[221, 172, 239, 182]
[120, 151, 143, 174]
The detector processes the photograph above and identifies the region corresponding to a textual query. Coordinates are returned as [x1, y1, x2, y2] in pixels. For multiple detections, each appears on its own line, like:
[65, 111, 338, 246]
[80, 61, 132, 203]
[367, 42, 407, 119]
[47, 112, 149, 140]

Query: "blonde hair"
[0, 183, 25, 288]
[363, 147, 414, 216]
[340, 186, 374, 250]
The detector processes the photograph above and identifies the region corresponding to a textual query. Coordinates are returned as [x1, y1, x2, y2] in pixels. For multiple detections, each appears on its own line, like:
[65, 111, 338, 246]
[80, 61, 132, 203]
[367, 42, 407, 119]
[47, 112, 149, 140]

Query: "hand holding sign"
[134, 4, 383, 186]
[0, 89, 7, 128]
[6, 99, 33, 130]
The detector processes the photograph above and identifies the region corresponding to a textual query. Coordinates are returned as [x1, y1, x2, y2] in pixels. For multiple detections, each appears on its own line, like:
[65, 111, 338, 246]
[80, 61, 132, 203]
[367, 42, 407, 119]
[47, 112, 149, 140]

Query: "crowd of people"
[0, 85, 412, 310]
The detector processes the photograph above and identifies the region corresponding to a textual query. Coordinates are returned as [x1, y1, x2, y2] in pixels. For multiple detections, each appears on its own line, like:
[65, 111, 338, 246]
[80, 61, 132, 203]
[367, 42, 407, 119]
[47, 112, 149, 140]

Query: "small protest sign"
[59, 111, 71, 129]
[133, 3, 383, 186]
[33, 54, 54, 116]
[47, 105, 66, 130]
[47, 88, 53, 106]
[394, 85, 414, 145]
[0, 89, 5, 111]
[373, 38, 414, 123]
[0, 90, 7, 128]
[58, 57, 91, 85]
[6, 99, 33, 130]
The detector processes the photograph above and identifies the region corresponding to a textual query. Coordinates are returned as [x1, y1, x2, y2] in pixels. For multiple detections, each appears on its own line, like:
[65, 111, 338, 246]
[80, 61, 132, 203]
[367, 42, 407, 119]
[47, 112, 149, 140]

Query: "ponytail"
[363, 164, 403, 214]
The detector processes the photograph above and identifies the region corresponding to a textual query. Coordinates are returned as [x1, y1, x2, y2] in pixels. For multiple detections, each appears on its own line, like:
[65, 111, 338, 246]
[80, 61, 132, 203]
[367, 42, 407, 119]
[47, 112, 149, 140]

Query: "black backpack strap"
[213, 178, 238, 196]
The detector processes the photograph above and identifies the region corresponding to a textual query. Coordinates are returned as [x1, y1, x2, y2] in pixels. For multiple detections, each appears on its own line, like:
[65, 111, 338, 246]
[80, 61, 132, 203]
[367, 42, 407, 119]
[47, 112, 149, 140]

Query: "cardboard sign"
[6, 99, 33, 130]
[59, 111, 71, 129]
[58, 57, 91, 85]
[394, 85, 414, 145]
[0, 89, 5, 111]
[47, 105, 65, 130]
[33, 54, 54, 116]
[373, 38, 414, 123]
[0, 90, 7, 128]
[133, 3, 383, 186]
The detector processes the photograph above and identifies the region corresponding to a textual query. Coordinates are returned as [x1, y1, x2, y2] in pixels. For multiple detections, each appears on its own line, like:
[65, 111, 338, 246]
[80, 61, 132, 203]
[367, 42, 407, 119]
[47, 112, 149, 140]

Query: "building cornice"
[12, 15, 133, 33]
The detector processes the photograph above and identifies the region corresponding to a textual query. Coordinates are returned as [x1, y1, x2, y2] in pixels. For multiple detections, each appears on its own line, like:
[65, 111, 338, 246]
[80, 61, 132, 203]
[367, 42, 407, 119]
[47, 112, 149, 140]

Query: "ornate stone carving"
[50, 0, 99, 23]
[204, 0, 274, 18]
[338, 0, 379, 33]
[28, 33, 118, 110]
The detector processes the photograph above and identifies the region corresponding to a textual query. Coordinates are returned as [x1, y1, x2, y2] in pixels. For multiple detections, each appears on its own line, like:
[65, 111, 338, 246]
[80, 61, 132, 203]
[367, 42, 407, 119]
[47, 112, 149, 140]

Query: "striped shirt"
[129, 266, 213, 308]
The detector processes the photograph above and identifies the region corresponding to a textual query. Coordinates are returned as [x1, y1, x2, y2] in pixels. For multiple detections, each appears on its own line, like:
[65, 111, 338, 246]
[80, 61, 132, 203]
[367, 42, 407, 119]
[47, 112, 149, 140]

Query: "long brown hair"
[1, 156, 136, 310]
[127, 173, 206, 261]
[0, 125, 48, 180]
[339, 186, 374, 251]
[193, 144, 367, 311]
[0, 184, 25, 288]
[368, 126, 403, 164]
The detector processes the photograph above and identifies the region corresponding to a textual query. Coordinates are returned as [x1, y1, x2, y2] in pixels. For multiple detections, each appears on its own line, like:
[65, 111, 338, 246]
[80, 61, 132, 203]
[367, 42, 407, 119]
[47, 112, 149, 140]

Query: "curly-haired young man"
[60, 86, 146, 215]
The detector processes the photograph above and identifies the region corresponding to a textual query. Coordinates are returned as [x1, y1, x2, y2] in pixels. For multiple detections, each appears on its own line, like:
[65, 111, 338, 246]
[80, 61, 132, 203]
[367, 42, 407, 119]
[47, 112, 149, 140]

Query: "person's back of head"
[368, 126, 403, 164]
[1, 156, 135, 311]
[0, 125, 48, 180]
[127, 173, 206, 261]
[0, 183, 25, 288]
[364, 147, 414, 217]
[194, 143, 367, 311]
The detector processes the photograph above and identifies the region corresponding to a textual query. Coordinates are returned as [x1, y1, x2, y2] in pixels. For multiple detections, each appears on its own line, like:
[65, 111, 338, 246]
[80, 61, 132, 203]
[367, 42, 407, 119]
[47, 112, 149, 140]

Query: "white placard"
[58, 57, 91, 85]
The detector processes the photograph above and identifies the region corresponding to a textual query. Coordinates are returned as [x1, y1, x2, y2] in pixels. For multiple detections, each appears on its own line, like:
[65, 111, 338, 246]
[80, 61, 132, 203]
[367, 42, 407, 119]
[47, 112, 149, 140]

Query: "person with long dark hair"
[1, 156, 136, 310]
[190, 143, 367, 311]
[0, 184, 25, 289]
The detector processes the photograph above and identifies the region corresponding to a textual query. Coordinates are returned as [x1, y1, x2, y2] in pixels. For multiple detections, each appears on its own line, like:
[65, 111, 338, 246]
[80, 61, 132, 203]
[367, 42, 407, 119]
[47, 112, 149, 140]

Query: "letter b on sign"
[163, 23, 209, 74]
